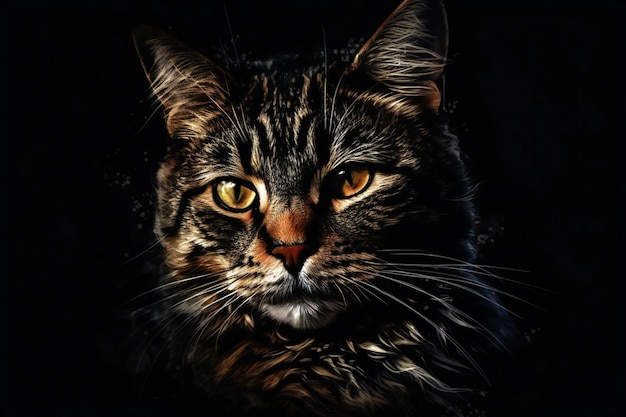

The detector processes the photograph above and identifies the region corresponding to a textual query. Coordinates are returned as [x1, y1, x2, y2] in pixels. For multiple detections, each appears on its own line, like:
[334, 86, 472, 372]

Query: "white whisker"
[223, 2, 240, 70]
[322, 25, 328, 130]
[357, 279, 489, 384]
[120, 235, 165, 266]
[328, 71, 345, 133]
[187, 291, 243, 364]
[376, 267, 522, 319]
[125, 271, 228, 316]
[134, 95, 166, 136]
[373, 270, 510, 351]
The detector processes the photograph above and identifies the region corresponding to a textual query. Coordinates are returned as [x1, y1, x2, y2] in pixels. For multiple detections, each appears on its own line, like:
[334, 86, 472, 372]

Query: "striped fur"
[132, 1, 519, 416]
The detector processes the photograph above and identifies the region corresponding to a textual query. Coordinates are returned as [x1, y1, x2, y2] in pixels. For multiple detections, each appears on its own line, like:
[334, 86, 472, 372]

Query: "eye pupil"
[232, 184, 242, 202]
[330, 165, 372, 199]
[341, 170, 355, 187]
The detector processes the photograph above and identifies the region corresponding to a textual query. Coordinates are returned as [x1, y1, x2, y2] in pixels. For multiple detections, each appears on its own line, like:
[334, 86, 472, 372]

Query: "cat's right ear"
[132, 25, 231, 139]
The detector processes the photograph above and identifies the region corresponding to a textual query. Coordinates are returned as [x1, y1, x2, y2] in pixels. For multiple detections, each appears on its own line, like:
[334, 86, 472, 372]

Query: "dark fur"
[132, 1, 520, 415]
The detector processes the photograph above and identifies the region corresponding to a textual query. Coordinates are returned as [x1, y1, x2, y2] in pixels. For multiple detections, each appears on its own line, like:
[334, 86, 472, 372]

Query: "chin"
[259, 300, 346, 330]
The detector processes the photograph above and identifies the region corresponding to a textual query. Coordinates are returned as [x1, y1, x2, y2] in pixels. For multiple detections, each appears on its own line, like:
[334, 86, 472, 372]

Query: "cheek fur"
[330, 177, 416, 242]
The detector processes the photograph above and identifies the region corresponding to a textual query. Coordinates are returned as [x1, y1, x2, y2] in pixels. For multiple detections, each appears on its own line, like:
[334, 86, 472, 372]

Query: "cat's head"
[132, 0, 475, 331]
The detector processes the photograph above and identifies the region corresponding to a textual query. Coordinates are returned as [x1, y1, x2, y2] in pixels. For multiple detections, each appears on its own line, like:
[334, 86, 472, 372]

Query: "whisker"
[223, 2, 240, 69]
[427, 273, 544, 313]
[328, 71, 345, 133]
[133, 91, 164, 136]
[376, 267, 524, 319]
[126, 290, 217, 391]
[357, 279, 489, 385]
[172, 282, 235, 315]
[332, 271, 373, 308]
[344, 260, 510, 349]
[125, 271, 228, 313]
[214, 293, 254, 340]
[187, 289, 251, 359]
[187, 291, 242, 361]
[120, 235, 165, 266]
[375, 269, 498, 324]
[330, 81, 363, 136]
[322, 25, 328, 130]
[375, 249, 551, 292]
[231, 103, 250, 141]
[367, 251, 547, 324]
[373, 271, 510, 351]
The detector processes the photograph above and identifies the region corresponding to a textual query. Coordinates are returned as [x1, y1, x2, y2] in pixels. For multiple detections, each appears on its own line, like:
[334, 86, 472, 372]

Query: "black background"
[5, 0, 623, 416]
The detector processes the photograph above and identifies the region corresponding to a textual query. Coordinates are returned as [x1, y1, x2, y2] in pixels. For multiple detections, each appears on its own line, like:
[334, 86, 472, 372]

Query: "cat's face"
[153, 62, 463, 330]
[133, 11, 471, 331]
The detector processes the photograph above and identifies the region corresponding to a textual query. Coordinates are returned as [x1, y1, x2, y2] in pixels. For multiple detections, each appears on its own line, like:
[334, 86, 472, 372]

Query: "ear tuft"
[132, 25, 166, 82]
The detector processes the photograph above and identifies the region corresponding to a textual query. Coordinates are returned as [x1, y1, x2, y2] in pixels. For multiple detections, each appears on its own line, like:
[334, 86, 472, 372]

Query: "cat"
[130, 0, 523, 415]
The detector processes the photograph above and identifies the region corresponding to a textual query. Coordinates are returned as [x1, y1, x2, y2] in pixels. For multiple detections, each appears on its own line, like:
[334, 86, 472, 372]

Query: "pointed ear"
[132, 25, 231, 139]
[351, 0, 448, 110]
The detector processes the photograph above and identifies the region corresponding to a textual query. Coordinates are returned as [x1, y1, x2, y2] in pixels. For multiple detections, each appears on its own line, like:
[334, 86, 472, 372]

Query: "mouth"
[254, 269, 352, 330]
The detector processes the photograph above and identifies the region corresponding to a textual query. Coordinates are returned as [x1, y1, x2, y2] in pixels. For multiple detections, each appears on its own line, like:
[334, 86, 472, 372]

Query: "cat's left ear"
[351, 0, 448, 110]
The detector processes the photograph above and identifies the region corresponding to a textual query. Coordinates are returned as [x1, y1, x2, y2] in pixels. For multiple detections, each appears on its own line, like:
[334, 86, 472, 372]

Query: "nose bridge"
[265, 200, 312, 245]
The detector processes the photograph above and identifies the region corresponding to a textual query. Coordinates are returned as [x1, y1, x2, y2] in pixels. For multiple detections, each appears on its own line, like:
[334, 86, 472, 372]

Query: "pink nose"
[271, 244, 312, 273]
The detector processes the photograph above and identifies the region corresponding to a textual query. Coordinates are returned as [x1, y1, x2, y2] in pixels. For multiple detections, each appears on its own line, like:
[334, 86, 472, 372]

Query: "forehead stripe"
[252, 118, 272, 163]
[294, 112, 316, 153]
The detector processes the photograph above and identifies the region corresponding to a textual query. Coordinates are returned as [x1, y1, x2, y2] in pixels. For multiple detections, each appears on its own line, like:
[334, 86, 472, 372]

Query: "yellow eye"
[214, 179, 258, 211]
[330, 165, 373, 199]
